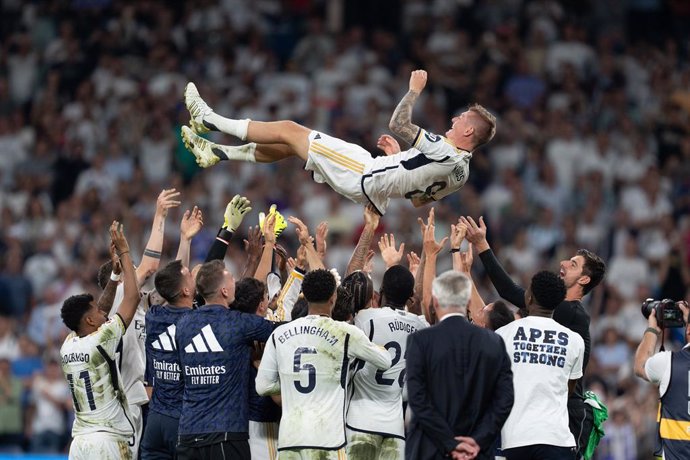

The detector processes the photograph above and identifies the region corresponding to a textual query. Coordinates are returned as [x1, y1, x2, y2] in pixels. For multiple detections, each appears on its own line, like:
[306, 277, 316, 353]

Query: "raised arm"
[254, 213, 277, 282]
[422, 208, 448, 324]
[205, 196, 252, 263]
[176, 206, 203, 268]
[378, 233, 405, 269]
[288, 216, 324, 271]
[110, 221, 141, 328]
[97, 241, 121, 314]
[451, 222, 486, 323]
[137, 189, 181, 286]
[346, 205, 380, 275]
[389, 70, 426, 145]
[461, 216, 527, 309]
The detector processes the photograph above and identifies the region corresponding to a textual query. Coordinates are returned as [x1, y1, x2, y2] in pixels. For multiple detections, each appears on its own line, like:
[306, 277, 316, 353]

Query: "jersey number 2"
[375, 341, 405, 387]
[67, 370, 96, 411]
[294, 347, 317, 394]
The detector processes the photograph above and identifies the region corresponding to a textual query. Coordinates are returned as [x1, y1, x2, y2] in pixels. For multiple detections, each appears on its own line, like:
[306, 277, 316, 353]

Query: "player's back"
[348, 307, 428, 438]
[267, 315, 391, 450]
[145, 303, 188, 418]
[175, 304, 273, 435]
[60, 315, 133, 439]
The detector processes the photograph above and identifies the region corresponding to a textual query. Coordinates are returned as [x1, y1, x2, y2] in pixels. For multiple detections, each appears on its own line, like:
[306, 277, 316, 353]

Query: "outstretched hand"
[110, 221, 130, 256]
[180, 206, 204, 240]
[364, 204, 381, 228]
[450, 221, 467, 250]
[243, 226, 262, 260]
[288, 216, 313, 246]
[316, 221, 328, 260]
[422, 208, 447, 257]
[108, 241, 122, 275]
[156, 188, 181, 217]
[459, 216, 489, 252]
[378, 233, 405, 268]
[377, 134, 401, 156]
[225, 195, 252, 232]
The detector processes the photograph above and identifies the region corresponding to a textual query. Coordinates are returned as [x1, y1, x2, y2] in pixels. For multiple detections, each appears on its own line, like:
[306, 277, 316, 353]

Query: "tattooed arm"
[346, 205, 380, 275]
[388, 70, 427, 145]
[136, 189, 181, 286]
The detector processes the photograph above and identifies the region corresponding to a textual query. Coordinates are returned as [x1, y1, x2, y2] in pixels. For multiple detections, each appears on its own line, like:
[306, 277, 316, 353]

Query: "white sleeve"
[347, 326, 392, 370]
[412, 129, 458, 161]
[569, 337, 584, 380]
[256, 333, 281, 396]
[645, 351, 672, 387]
[273, 269, 304, 322]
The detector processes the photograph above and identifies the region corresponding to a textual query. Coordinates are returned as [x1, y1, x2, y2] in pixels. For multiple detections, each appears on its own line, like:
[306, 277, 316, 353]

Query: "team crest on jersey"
[424, 131, 440, 143]
[452, 164, 465, 182]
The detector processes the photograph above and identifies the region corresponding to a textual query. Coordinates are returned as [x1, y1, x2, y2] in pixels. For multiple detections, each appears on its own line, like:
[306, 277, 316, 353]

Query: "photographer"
[634, 300, 690, 459]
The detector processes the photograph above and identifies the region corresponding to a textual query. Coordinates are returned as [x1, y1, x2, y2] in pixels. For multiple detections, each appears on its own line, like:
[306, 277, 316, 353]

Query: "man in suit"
[406, 270, 514, 460]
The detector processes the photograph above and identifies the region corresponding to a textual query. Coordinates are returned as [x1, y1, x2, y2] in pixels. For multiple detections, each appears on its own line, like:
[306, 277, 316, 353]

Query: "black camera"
[641, 299, 686, 329]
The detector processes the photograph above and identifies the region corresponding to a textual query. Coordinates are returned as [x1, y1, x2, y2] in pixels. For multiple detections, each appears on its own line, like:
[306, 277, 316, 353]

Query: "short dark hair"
[97, 260, 114, 290]
[232, 278, 267, 314]
[341, 271, 373, 313]
[332, 286, 354, 321]
[577, 249, 606, 296]
[531, 271, 566, 311]
[196, 260, 227, 300]
[291, 297, 308, 320]
[61, 294, 94, 332]
[302, 269, 336, 303]
[486, 300, 514, 331]
[154, 260, 184, 303]
[381, 265, 414, 308]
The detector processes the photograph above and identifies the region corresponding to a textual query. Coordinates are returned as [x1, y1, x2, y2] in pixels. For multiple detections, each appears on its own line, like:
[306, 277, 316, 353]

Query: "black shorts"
[503, 444, 576, 460]
[568, 396, 594, 459]
[141, 410, 179, 460]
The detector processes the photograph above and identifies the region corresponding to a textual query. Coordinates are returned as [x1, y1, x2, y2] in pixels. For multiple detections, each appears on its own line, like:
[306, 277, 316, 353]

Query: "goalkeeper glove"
[224, 195, 252, 231]
[259, 204, 288, 238]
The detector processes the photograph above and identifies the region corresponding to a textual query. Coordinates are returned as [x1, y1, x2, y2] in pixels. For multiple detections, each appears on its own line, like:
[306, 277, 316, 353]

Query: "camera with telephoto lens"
[641, 299, 686, 329]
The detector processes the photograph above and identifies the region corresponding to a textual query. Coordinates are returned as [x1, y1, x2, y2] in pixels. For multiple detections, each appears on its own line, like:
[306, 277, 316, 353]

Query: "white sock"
[204, 113, 250, 141]
[213, 143, 256, 163]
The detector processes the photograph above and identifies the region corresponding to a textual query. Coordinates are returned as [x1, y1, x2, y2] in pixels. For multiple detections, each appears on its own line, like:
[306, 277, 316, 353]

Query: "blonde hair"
[468, 103, 497, 149]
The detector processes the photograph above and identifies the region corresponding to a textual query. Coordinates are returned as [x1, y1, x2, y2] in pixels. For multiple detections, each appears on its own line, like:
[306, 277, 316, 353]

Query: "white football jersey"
[111, 284, 149, 405]
[362, 129, 472, 214]
[496, 316, 585, 450]
[256, 315, 392, 451]
[60, 314, 134, 439]
[347, 307, 428, 438]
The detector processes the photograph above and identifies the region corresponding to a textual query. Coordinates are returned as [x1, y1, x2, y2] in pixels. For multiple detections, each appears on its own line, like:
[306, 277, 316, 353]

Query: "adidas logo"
[184, 325, 224, 353]
[151, 324, 177, 351]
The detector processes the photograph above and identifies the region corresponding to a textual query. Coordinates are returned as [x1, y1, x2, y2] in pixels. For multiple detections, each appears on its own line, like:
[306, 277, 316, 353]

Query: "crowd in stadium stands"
[0, 0, 688, 458]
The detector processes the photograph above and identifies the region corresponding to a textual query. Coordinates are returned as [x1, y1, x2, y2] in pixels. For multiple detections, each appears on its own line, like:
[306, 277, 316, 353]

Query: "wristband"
[645, 327, 661, 337]
[450, 248, 461, 253]
[217, 227, 234, 244]
[110, 272, 122, 282]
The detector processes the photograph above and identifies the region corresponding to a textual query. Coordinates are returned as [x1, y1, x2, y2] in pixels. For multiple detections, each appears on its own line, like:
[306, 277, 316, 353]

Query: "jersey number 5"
[375, 341, 405, 387]
[67, 370, 96, 411]
[293, 347, 317, 394]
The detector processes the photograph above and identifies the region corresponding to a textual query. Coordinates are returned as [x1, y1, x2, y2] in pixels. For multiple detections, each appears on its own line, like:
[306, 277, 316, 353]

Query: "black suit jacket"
[405, 315, 514, 460]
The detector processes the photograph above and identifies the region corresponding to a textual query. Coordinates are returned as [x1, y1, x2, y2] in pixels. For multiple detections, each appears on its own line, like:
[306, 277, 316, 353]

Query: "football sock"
[203, 114, 250, 141]
[211, 143, 256, 163]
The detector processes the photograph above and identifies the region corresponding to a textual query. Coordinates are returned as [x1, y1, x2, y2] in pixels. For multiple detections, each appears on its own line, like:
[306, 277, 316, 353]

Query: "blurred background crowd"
[0, 0, 688, 458]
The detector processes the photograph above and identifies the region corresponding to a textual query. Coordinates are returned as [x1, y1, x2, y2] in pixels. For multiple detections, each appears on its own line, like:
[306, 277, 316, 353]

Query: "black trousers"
[141, 410, 179, 460]
[502, 444, 576, 460]
[177, 440, 250, 460]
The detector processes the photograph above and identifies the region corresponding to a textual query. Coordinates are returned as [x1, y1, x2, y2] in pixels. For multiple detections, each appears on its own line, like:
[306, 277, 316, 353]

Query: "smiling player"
[181, 70, 496, 215]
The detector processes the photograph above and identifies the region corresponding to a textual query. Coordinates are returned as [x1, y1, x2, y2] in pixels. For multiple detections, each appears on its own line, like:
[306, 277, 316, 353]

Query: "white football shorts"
[304, 131, 372, 205]
[69, 432, 132, 460]
[249, 420, 279, 460]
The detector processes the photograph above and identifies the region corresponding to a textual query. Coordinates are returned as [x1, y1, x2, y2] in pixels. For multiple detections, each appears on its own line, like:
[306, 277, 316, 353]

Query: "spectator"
[29, 360, 70, 453]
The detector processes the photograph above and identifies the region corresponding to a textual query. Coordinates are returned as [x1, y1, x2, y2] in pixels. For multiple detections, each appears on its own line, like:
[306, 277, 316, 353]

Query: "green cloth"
[583, 390, 608, 460]
[0, 377, 23, 433]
